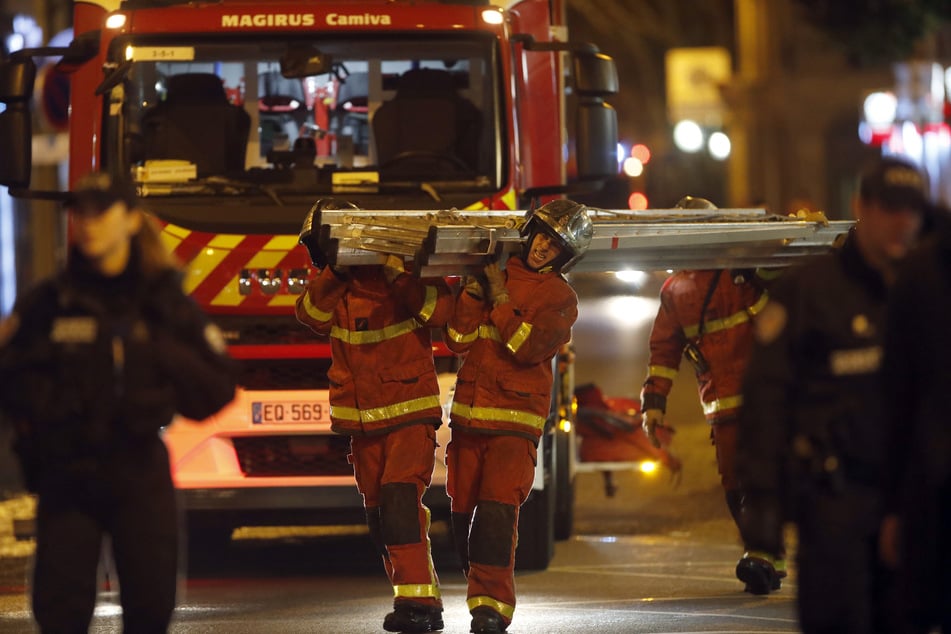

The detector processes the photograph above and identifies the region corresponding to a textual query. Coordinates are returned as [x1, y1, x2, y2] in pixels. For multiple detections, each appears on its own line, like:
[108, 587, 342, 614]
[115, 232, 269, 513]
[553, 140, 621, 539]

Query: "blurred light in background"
[631, 143, 651, 164]
[614, 269, 648, 286]
[673, 119, 703, 153]
[622, 157, 644, 177]
[707, 131, 731, 160]
[0, 189, 15, 315]
[628, 191, 648, 210]
[602, 295, 659, 328]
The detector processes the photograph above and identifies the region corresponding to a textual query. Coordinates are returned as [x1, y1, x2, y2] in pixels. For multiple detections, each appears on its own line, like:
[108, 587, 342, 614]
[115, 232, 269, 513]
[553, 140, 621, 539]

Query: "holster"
[683, 341, 710, 375]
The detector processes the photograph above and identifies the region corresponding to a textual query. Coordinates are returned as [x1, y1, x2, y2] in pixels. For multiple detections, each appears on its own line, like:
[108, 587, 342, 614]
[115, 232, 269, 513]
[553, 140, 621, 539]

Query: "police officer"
[445, 199, 592, 634]
[640, 196, 785, 594]
[0, 171, 236, 633]
[880, 202, 951, 634]
[736, 156, 930, 633]
[296, 199, 454, 634]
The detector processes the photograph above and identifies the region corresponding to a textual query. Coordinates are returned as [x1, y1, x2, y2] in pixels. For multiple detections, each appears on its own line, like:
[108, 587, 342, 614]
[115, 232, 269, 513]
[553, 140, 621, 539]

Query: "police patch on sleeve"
[204, 323, 227, 355]
[753, 301, 786, 344]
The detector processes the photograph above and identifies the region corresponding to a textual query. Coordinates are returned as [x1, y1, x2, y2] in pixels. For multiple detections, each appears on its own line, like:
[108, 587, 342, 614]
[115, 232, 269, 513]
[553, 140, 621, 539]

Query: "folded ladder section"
[312, 206, 852, 275]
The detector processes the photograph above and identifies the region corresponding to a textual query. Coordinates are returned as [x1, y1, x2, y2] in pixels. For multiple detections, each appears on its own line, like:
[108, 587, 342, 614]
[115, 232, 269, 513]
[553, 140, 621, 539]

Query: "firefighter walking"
[444, 200, 592, 634]
[639, 196, 785, 594]
[736, 156, 930, 633]
[296, 199, 454, 633]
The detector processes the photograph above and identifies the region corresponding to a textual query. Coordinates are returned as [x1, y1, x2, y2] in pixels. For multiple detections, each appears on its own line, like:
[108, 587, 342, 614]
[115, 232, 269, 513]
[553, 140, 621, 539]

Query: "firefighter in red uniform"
[296, 199, 453, 634]
[445, 200, 593, 634]
[639, 196, 785, 594]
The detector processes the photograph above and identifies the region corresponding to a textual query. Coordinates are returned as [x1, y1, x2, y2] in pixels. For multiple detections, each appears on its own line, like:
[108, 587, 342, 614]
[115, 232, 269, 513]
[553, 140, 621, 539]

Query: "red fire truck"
[0, 0, 619, 570]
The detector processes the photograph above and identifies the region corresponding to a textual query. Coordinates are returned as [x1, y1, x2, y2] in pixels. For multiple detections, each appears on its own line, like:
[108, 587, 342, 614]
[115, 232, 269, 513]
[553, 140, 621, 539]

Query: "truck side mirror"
[573, 51, 619, 180]
[0, 57, 37, 189]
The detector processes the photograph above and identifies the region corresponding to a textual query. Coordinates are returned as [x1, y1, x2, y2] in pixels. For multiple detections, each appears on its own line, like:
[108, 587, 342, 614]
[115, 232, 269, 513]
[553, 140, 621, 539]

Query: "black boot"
[735, 552, 780, 595]
[383, 602, 444, 633]
[470, 606, 507, 633]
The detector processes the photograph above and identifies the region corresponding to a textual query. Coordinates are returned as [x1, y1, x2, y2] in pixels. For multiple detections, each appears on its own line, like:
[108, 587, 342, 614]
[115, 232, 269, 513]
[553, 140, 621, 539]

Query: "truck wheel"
[515, 433, 555, 571]
[553, 426, 574, 541]
[185, 516, 233, 559]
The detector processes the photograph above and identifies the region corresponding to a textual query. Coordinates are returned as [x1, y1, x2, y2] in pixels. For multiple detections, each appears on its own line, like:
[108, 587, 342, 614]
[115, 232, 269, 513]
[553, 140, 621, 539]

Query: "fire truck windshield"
[113, 34, 501, 219]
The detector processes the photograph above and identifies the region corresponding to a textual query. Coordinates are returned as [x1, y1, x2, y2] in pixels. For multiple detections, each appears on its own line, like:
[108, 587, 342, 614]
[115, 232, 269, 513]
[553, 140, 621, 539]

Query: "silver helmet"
[520, 199, 594, 273]
[299, 198, 360, 267]
[674, 195, 718, 210]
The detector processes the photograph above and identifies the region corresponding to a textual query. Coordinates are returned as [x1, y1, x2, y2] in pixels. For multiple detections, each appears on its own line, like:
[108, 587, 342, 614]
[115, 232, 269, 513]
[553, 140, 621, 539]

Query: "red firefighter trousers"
[350, 423, 441, 606]
[447, 430, 537, 622]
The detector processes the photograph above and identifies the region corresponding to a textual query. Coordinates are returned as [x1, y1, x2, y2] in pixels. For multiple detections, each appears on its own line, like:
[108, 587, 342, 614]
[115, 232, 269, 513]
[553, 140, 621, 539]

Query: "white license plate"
[251, 401, 329, 424]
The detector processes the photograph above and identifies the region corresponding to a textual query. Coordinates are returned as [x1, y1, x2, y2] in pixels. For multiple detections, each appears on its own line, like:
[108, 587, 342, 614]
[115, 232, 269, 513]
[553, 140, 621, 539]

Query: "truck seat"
[141, 73, 251, 177]
[372, 68, 481, 174]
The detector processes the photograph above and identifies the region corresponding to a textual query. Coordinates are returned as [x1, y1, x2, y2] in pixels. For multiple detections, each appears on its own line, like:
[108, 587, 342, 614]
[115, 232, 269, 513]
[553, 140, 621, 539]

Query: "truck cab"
[0, 0, 619, 571]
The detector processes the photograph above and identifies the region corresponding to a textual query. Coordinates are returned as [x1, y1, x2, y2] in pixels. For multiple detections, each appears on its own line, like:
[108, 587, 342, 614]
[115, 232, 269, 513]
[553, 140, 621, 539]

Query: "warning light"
[628, 192, 648, 210]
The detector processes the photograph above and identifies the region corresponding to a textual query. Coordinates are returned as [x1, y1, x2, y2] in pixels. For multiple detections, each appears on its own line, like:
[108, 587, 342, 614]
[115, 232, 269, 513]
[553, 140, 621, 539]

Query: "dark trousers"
[795, 484, 896, 634]
[31, 441, 179, 634]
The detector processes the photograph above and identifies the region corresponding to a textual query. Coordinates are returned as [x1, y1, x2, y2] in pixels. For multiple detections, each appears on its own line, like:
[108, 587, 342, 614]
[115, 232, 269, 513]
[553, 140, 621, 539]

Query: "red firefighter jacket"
[445, 256, 578, 443]
[295, 265, 452, 435]
[640, 269, 768, 424]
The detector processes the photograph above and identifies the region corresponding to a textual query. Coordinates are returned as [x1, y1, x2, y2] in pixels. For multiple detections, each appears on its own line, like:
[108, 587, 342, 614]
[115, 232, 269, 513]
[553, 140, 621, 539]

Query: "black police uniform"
[882, 216, 951, 634]
[736, 230, 896, 634]
[0, 245, 235, 633]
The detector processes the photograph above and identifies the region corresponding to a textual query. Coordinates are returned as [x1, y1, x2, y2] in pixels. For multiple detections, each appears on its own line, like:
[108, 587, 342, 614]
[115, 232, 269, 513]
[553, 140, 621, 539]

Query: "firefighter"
[444, 199, 592, 634]
[0, 171, 236, 634]
[736, 156, 929, 633]
[296, 199, 453, 634]
[639, 195, 786, 594]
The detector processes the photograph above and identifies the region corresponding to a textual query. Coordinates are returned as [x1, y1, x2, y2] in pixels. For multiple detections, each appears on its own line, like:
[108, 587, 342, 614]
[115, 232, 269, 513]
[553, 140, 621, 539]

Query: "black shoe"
[736, 555, 779, 596]
[383, 602, 444, 633]
[470, 606, 507, 633]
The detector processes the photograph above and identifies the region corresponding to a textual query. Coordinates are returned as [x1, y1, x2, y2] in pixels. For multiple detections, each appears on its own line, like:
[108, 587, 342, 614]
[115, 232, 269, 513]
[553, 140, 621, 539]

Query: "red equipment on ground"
[574, 383, 681, 496]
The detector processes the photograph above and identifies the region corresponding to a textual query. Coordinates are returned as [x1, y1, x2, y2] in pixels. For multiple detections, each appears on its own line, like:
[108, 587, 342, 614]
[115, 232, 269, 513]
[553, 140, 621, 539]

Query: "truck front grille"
[233, 435, 352, 477]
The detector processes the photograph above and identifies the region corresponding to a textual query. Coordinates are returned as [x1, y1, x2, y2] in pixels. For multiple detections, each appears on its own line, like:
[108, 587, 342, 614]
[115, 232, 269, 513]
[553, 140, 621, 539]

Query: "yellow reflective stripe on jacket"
[417, 285, 438, 323]
[702, 394, 743, 415]
[467, 596, 515, 620]
[450, 402, 547, 430]
[447, 323, 502, 344]
[332, 395, 441, 423]
[647, 364, 679, 380]
[301, 293, 333, 322]
[505, 322, 532, 354]
[682, 293, 769, 339]
[329, 317, 420, 345]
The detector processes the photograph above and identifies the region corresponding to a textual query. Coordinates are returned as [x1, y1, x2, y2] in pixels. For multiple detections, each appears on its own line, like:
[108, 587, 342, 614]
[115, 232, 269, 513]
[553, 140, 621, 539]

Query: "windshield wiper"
[136, 176, 284, 205]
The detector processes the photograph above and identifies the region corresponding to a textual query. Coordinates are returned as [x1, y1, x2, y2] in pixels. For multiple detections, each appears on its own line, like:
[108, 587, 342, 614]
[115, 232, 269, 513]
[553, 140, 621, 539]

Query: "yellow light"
[106, 13, 127, 29]
[558, 419, 572, 433]
[639, 461, 659, 475]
